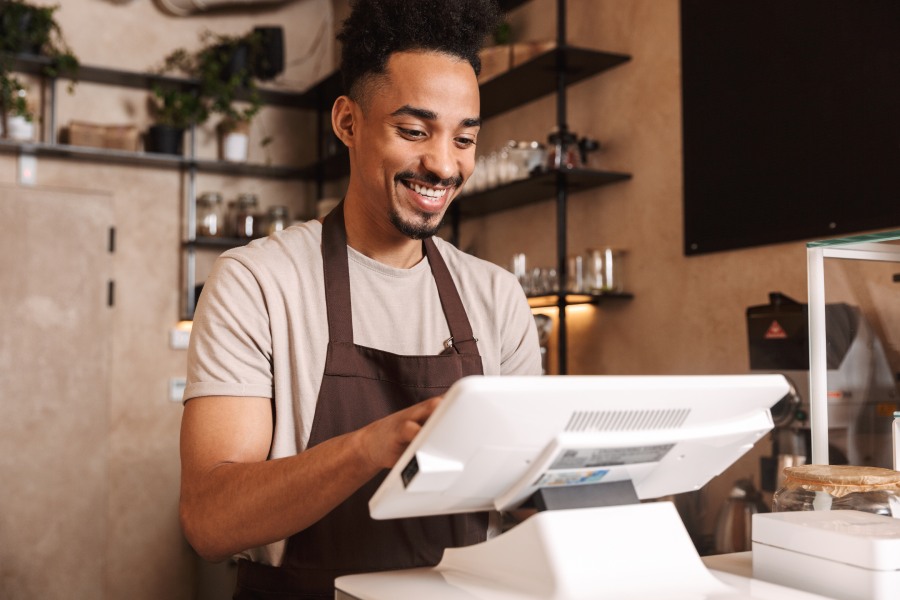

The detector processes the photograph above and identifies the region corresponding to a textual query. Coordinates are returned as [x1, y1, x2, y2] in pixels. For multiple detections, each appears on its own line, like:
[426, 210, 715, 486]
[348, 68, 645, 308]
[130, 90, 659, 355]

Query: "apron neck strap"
[321, 201, 354, 343]
[423, 238, 479, 354]
[321, 200, 478, 353]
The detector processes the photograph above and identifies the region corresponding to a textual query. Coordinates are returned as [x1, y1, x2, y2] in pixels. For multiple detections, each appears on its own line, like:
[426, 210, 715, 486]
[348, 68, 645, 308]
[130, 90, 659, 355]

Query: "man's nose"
[421, 139, 457, 182]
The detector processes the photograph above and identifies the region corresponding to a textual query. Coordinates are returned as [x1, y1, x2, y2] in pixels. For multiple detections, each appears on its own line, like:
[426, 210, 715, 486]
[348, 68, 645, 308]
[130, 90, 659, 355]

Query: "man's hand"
[355, 396, 443, 470]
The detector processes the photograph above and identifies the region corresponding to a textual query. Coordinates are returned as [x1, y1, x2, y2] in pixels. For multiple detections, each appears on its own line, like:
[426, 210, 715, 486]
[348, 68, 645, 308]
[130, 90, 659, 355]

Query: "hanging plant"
[153, 29, 266, 126]
[0, 1, 80, 137]
[150, 28, 278, 157]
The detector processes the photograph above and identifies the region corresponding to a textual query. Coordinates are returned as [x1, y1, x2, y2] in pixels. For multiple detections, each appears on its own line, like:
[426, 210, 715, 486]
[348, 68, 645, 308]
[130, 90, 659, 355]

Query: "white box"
[753, 510, 900, 600]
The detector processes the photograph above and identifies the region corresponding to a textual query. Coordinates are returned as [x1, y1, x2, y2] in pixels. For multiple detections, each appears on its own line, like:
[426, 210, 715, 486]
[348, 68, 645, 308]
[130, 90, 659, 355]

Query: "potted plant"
[199, 31, 263, 162]
[0, 72, 31, 139]
[152, 29, 270, 160]
[146, 84, 208, 155]
[0, 0, 79, 139]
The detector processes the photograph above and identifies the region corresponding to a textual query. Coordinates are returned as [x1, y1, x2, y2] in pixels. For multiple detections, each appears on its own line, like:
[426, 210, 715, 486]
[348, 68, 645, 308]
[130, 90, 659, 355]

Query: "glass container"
[567, 254, 585, 293]
[265, 205, 289, 235]
[585, 248, 625, 293]
[232, 193, 259, 239]
[547, 129, 580, 170]
[506, 140, 546, 180]
[773, 464, 900, 517]
[196, 192, 224, 237]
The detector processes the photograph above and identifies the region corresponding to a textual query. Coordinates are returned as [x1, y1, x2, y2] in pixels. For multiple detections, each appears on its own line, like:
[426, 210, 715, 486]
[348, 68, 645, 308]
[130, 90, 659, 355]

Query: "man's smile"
[395, 171, 464, 215]
[404, 180, 448, 199]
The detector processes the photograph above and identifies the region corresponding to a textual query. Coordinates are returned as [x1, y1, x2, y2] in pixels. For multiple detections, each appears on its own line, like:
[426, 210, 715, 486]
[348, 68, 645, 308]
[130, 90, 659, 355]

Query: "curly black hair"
[337, 0, 502, 103]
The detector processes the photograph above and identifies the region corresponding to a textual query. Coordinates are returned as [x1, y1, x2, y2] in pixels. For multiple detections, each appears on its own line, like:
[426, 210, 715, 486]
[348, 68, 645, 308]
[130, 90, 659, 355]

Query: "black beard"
[389, 207, 444, 240]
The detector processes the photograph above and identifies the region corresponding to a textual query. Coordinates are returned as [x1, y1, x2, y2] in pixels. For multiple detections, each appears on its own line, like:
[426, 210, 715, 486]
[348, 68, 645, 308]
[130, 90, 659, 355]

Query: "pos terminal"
[333, 375, 829, 599]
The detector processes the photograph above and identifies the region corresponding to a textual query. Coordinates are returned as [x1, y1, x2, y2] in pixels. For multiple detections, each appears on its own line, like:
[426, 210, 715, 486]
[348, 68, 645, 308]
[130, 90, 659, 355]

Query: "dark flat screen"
[680, 0, 900, 255]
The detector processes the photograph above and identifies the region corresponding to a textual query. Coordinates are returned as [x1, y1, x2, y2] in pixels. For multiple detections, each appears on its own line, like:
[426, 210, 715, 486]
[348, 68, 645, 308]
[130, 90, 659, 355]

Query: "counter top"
[703, 552, 835, 600]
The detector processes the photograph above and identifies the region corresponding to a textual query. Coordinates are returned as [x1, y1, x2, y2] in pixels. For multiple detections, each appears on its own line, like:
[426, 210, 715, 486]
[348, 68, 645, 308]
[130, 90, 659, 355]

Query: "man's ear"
[332, 95, 358, 148]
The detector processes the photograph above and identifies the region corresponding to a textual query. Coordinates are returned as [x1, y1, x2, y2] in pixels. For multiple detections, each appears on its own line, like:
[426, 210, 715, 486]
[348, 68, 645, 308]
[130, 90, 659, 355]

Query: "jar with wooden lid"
[773, 464, 900, 517]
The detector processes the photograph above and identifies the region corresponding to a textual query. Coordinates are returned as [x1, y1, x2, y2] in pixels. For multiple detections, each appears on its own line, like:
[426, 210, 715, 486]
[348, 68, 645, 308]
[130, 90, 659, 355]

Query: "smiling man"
[179, 1, 541, 598]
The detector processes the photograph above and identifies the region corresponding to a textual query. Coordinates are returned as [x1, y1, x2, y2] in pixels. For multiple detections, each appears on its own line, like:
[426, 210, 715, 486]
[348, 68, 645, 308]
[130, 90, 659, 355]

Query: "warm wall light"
[170, 321, 193, 350]
[531, 306, 559, 317]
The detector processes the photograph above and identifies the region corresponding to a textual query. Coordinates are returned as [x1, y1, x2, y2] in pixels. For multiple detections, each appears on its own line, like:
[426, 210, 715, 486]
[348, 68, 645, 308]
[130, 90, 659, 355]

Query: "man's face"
[348, 50, 481, 240]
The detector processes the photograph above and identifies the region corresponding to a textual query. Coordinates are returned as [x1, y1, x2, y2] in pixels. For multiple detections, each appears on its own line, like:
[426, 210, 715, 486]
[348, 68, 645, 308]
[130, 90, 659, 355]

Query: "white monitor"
[370, 374, 789, 520]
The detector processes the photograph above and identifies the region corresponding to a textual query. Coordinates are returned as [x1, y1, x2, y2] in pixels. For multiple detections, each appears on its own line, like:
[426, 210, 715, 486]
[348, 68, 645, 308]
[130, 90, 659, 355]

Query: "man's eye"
[456, 137, 476, 148]
[398, 128, 426, 139]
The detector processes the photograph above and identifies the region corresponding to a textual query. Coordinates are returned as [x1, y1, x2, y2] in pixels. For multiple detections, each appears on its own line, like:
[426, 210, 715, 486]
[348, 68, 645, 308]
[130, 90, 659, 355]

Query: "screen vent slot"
[565, 408, 690, 432]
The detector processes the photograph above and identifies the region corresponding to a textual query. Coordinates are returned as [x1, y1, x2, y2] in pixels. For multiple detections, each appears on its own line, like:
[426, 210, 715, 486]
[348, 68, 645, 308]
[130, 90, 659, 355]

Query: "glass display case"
[806, 230, 900, 466]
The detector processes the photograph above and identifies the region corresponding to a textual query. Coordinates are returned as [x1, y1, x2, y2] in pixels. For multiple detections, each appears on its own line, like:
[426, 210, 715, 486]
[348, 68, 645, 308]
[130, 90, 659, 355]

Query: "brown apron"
[234, 201, 487, 599]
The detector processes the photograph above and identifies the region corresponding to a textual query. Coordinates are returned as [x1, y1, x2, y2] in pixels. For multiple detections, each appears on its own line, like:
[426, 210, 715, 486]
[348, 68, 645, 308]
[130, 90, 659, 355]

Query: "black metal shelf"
[527, 291, 634, 309]
[184, 236, 250, 250]
[499, 0, 531, 11]
[480, 45, 629, 120]
[8, 52, 309, 108]
[299, 45, 630, 118]
[455, 168, 631, 218]
[0, 139, 306, 178]
[299, 146, 350, 180]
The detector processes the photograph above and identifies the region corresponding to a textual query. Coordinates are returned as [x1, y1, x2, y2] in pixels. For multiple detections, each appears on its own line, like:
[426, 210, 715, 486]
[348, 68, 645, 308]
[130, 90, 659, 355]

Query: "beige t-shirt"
[184, 219, 541, 564]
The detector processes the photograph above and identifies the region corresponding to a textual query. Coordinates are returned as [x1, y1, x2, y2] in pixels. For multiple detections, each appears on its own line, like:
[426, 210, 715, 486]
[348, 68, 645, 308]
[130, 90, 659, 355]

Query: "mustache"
[395, 170, 464, 188]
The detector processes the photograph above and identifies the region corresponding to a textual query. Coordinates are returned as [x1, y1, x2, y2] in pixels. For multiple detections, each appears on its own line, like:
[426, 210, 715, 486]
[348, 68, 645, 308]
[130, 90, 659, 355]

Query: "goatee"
[389, 208, 444, 240]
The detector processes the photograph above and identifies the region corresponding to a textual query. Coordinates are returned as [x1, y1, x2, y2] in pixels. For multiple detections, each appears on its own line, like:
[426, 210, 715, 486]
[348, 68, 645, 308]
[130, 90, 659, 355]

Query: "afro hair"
[337, 0, 502, 102]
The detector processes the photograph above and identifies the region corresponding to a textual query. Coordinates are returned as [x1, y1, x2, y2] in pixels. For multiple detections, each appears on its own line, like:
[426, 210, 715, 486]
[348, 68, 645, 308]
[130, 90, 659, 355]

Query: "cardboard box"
[67, 121, 141, 152]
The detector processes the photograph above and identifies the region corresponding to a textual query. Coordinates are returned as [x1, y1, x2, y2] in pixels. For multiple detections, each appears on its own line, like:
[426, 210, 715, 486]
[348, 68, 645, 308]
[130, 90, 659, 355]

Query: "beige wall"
[2, 0, 886, 596]
[1, 1, 332, 598]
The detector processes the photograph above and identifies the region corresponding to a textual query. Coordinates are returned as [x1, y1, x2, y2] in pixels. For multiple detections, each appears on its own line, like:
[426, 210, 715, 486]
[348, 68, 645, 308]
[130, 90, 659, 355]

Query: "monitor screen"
[369, 374, 789, 520]
[681, 0, 900, 255]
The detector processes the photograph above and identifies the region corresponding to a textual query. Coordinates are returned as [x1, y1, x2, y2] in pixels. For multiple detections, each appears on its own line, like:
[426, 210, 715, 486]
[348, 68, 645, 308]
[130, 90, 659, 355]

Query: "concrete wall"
[1, 1, 332, 598]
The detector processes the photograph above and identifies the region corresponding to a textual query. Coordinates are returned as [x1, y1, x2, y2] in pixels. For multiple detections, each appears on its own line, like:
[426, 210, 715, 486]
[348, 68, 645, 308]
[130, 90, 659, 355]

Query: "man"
[179, 0, 541, 597]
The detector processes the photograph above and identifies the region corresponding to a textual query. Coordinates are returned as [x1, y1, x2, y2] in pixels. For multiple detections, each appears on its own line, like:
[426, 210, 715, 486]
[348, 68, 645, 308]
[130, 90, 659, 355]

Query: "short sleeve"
[184, 255, 274, 401]
[497, 271, 543, 376]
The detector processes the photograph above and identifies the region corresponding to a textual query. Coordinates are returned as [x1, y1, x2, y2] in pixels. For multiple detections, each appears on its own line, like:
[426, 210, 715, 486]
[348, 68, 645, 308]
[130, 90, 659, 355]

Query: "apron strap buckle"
[444, 336, 478, 349]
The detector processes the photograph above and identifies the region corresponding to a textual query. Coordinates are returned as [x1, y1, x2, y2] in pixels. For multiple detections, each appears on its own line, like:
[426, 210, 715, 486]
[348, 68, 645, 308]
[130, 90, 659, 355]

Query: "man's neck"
[341, 197, 426, 269]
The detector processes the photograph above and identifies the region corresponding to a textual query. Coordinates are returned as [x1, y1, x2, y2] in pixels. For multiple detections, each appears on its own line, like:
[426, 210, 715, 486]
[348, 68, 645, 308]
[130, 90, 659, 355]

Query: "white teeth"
[410, 182, 447, 198]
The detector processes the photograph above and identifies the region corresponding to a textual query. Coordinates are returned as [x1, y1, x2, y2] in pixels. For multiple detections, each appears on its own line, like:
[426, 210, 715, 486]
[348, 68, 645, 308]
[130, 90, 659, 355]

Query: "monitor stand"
[530, 479, 639, 511]
[336, 501, 745, 599]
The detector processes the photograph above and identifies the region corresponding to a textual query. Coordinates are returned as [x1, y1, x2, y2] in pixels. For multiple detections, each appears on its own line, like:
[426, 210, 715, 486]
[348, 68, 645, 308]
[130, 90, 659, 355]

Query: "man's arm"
[179, 394, 440, 562]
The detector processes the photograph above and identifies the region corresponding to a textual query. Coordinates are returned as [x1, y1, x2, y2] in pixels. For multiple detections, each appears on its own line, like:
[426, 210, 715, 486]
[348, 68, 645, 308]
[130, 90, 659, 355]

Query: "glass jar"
[505, 140, 547, 181]
[773, 464, 900, 517]
[547, 129, 581, 170]
[567, 254, 585, 293]
[265, 205, 289, 235]
[585, 248, 626, 293]
[232, 193, 259, 239]
[196, 192, 224, 237]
